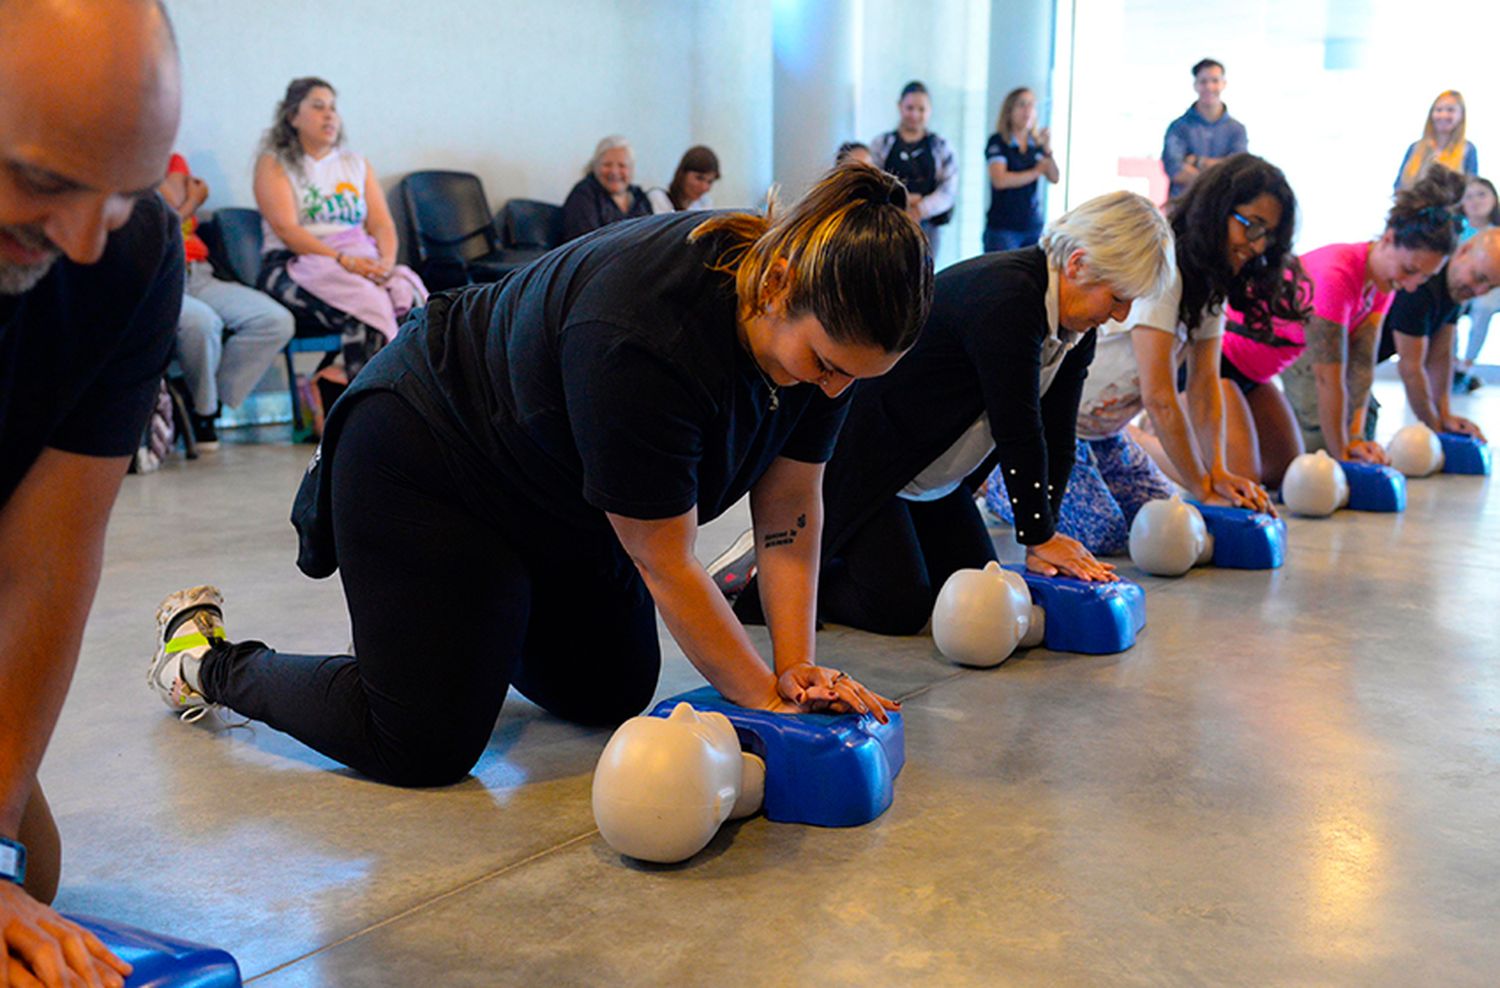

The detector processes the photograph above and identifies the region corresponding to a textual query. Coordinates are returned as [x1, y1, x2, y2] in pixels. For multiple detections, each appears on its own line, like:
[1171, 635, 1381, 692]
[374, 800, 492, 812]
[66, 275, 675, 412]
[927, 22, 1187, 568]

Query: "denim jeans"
[983, 225, 1044, 253]
[175, 262, 295, 414]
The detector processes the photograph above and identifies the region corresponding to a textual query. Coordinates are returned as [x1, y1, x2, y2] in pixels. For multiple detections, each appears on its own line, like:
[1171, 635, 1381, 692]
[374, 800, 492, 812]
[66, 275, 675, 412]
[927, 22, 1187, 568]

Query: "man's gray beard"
[0, 256, 58, 295]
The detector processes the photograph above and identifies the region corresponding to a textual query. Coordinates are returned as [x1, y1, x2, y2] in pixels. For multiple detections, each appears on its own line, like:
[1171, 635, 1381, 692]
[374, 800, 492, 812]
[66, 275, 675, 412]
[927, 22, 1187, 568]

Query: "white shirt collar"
[1045, 263, 1063, 341]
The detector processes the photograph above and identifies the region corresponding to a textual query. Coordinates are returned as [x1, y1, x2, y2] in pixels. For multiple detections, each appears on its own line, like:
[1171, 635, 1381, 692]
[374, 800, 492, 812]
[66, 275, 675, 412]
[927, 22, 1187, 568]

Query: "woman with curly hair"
[1222, 167, 1465, 486]
[996, 154, 1302, 554]
[253, 77, 426, 386]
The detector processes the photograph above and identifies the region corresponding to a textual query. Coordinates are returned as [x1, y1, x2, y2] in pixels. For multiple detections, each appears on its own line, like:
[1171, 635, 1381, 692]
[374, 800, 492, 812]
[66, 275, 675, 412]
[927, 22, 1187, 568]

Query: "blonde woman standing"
[1395, 91, 1478, 190]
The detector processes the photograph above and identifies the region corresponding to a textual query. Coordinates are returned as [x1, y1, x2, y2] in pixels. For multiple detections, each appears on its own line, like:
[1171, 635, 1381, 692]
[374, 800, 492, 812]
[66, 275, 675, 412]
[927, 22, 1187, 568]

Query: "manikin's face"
[1226, 192, 1283, 274]
[898, 93, 931, 134]
[1370, 231, 1447, 293]
[1194, 66, 1226, 107]
[681, 170, 717, 204]
[1462, 181, 1496, 228]
[0, 1, 180, 292]
[594, 147, 632, 195]
[290, 87, 340, 150]
[1430, 96, 1462, 139]
[1445, 239, 1500, 302]
[1057, 250, 1134, 332]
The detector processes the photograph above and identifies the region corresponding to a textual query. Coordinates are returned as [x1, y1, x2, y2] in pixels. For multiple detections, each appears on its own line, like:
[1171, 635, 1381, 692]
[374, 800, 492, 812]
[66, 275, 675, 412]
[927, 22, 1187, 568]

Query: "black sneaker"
[1466, 374, 1484, 392]
[707, 529, 757, 599]
[190, 413, 220, 451]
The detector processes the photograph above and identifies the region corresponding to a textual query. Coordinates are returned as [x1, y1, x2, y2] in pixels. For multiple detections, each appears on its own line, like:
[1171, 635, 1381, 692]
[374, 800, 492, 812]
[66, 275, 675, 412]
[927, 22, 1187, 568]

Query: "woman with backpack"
[870, 81, 959, 257]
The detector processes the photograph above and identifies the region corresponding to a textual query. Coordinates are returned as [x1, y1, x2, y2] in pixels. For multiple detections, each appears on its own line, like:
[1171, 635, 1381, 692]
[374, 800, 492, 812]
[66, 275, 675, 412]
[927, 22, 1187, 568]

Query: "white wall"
[166, 0, 774, 224]
[851, 0, 992, 269]
[1059, 0, 1500, 249]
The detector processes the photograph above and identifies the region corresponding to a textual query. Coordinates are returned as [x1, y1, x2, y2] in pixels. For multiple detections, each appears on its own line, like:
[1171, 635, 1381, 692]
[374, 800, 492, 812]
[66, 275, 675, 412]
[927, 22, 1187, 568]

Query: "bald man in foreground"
[0, 1, 183, 984]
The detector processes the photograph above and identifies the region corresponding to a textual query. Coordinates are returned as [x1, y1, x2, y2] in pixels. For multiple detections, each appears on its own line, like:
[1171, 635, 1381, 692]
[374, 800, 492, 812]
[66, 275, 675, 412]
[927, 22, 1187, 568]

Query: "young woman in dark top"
[148, 165, 934, 786]
[870, 81, 958, 256]
[732, 192, 1173, 636]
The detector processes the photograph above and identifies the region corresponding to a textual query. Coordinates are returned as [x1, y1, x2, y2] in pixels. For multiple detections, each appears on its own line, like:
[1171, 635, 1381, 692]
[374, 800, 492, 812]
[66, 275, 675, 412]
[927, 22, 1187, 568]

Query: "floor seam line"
[242, 829, 600, 982]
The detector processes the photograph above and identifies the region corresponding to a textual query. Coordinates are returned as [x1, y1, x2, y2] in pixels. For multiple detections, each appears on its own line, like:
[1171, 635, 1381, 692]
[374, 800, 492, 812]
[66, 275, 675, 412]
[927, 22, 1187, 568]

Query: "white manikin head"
[592, 703, 765, 863]
[1281, 449, 1348, 517]
[1387, 423, 1445, 477]
[1129, 494, 1214, 576]
[931, 560, 1044, 668]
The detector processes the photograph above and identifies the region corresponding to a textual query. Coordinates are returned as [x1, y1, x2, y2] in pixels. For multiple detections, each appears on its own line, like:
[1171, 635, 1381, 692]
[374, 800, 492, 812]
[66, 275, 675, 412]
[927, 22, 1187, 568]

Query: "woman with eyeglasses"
[1221, 167, 1465, 486]
[989, 155, 1296, 555]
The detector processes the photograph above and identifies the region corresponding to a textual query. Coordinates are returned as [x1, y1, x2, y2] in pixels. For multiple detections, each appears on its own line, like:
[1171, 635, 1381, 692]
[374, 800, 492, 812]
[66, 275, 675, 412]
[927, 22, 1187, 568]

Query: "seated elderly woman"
[647, 145, 720, 214]
[562, 135, 653, 241]
[253, 76, 426, 384]
[724, 191, 1174, 636]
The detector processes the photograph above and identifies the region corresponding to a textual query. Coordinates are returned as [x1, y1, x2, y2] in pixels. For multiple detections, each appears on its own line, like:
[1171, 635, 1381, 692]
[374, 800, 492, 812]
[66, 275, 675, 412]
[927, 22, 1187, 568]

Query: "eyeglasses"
[1231, 212, 1275, 248]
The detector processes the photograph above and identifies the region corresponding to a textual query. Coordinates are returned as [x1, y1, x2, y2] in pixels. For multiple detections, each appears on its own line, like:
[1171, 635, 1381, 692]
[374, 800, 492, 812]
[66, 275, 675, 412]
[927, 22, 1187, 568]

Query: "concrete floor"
[42, 378, 1500, 986]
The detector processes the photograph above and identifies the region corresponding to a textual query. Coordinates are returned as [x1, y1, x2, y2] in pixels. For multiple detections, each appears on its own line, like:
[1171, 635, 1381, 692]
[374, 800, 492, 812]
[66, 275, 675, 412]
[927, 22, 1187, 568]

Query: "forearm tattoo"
[1304, 316, 1347, 365]
[1346, 323, 1378, 421]
[762, 513, 807, 550]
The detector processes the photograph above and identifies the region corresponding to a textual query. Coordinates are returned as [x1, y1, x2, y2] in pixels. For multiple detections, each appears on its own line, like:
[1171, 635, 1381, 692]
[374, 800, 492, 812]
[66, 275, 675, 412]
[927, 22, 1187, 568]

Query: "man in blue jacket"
[1162, 59, 1249, 199]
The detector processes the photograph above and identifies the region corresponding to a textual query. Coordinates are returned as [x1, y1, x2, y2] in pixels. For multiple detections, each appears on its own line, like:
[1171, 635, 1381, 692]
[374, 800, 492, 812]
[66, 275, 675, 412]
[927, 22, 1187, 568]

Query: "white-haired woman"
[722, 192, 1174, 636]
[562, 135, 653, 241]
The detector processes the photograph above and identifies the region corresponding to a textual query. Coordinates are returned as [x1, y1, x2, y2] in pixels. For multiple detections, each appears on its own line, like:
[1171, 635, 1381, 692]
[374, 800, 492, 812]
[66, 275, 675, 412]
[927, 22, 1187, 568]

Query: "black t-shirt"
[984, 133, 1046, 232]
[821, 248, 1094, 552]
[880, 133, 940, 198]
[312, 212, 850, 547]
[0, 196, 182, 507]
[1378, 269, 1459, 363]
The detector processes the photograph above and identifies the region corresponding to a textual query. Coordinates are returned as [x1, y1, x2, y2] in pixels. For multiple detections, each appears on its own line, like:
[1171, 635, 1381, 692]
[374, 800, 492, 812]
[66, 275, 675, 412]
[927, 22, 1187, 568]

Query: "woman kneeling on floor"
[148, 164, 933, 786]
[1219, 168, 1464, 486]
[729, 191, 1172, 636]
[1010, 153, 1303, 554]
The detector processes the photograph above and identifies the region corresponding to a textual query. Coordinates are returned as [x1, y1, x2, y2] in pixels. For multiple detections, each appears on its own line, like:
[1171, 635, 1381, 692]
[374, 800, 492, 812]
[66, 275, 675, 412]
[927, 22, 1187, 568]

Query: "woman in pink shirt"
[1219, 169, 1465, 485]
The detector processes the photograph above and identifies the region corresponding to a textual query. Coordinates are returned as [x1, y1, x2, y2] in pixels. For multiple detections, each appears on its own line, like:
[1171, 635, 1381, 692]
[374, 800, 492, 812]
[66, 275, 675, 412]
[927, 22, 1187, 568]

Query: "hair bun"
[884, 181, 909, 209]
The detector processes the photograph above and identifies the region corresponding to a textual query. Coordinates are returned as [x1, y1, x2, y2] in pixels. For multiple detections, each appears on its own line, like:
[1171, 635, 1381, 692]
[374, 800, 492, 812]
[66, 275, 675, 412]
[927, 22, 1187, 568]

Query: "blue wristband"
[0, 836, 26, 885]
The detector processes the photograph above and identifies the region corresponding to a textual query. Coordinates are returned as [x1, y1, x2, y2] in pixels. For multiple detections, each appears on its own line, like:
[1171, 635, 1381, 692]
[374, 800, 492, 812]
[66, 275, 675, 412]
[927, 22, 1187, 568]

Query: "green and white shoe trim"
[150, 585, 227, 723]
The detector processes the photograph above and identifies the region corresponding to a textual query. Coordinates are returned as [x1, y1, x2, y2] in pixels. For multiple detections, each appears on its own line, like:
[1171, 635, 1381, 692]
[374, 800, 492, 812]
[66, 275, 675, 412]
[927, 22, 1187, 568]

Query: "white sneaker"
[706, 528, 757, 599]
[149, 585, 225, 722]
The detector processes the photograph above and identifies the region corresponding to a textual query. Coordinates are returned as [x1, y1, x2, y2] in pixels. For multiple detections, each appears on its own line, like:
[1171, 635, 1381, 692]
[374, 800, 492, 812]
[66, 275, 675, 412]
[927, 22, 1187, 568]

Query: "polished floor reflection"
[46, 379, 1500, 986]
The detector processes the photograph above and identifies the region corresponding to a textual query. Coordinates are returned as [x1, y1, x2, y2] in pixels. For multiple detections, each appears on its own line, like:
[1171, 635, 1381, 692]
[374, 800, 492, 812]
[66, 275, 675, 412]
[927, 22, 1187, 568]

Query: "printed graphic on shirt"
[1076, 379, 1141, 438]
[302, 181, 364, 226]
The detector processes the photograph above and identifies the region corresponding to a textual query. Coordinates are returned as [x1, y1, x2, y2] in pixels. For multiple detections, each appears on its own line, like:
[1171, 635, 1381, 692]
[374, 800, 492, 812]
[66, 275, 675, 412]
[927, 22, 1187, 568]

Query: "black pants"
[200, 392, 661, 787]
[735, 484, 996, 636]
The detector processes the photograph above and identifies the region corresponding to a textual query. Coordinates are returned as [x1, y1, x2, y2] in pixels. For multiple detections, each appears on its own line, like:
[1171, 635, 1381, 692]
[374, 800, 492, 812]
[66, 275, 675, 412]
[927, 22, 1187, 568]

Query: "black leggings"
[816, 485, 996, 636]
[199, 392, 661, 787]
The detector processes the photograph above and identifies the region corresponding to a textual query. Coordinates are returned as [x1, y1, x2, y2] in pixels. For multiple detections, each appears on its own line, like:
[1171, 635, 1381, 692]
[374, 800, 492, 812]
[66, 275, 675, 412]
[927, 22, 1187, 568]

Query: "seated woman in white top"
[989, 154, 1301, 553]
[253, 76, 426, 378]
[647, 145, 720, 214]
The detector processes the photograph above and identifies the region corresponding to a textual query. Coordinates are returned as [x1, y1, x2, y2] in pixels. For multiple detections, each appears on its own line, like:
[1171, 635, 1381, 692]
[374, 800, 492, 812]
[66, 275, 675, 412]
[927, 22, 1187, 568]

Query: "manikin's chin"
[0, 256, 59, 295]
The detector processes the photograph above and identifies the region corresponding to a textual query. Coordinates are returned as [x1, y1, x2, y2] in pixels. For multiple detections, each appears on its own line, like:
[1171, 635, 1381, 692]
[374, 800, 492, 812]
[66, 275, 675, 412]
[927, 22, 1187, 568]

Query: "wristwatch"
[0, 835, 26, 886]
